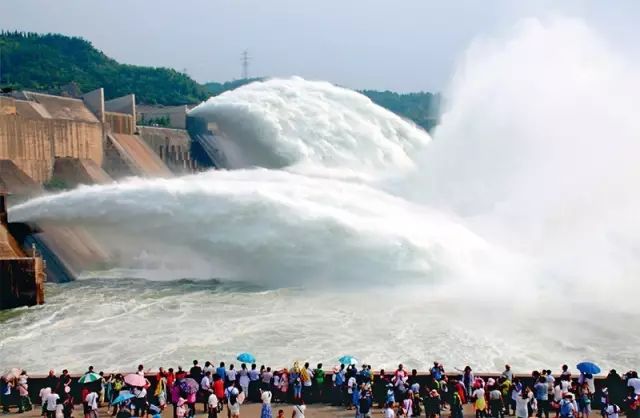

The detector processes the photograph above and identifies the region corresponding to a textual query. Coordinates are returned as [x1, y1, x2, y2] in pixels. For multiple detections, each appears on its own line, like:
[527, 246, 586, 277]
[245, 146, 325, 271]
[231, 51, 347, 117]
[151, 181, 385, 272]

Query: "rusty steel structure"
[0, 191, 45, 309]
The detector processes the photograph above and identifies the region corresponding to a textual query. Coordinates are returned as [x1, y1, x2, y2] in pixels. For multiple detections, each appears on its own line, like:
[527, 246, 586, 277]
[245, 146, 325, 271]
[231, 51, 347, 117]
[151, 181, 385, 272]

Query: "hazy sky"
[1, 0, 638, 92]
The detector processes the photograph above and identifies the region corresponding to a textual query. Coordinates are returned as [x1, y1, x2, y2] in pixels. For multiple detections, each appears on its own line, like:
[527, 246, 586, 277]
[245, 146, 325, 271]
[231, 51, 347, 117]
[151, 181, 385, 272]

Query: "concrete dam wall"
[0, 88, 212, 292]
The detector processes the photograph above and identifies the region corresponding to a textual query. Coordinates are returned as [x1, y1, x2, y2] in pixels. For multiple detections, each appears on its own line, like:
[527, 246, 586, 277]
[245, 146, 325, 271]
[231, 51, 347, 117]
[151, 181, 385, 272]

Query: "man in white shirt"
[207, 392, 219, 416]
[40, 386, 52, 416]
[226, 365, 237, 386]
[627, 371, 640, 395]
[384, 402, 396, 418]
[85, 391, 99, 418]
[45, 391, 60, 418]
[201, 372, 213, 413]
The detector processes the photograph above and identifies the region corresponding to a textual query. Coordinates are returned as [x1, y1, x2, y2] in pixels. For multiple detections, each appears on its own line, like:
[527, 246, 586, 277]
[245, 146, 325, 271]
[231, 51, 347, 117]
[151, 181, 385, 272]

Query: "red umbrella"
[124, 373, 146, 387]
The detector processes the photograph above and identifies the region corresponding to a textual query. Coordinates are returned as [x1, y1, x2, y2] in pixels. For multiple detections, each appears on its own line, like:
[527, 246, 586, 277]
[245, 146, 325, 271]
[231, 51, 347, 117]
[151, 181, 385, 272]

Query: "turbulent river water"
[2, 17, 640, 373]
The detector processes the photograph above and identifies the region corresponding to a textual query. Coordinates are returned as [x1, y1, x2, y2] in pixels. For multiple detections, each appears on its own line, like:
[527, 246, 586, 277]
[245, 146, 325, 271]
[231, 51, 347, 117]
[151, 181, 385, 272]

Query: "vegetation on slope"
[0, 31, 208, 104]
[1, 31, 439, 129]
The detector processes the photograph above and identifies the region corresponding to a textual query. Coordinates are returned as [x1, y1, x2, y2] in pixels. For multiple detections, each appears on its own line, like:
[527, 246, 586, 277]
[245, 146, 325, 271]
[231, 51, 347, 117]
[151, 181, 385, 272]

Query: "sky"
[1, 0, 639, 92]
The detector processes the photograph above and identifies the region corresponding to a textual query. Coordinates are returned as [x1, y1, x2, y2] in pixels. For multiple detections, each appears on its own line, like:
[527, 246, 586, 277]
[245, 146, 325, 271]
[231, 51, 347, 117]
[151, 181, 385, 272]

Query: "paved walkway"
[18, 403, 480, 418]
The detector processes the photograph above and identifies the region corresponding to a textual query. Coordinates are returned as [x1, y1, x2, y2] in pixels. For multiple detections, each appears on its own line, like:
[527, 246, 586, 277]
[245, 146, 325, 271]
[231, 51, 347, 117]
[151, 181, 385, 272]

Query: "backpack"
[560, 400, 573, 417]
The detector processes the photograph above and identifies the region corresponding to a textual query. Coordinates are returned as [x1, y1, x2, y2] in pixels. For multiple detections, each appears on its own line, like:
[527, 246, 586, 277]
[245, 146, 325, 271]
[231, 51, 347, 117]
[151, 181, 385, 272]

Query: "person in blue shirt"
[534, 376, 550, 418]
[216, 362, 226, 384]
[333, 365, 346, 406]
[431, 362, 444, 382]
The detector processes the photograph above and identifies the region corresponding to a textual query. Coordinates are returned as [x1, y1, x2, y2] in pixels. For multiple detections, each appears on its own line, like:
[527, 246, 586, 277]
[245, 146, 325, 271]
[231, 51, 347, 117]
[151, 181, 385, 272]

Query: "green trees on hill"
[0, 31, 439, 129]
[361, 90, 441, 132]
[0, 31, 208, 104]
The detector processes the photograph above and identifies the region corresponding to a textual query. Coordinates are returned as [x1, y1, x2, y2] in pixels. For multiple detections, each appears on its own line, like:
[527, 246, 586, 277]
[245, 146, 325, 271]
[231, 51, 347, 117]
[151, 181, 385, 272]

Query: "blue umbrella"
[339, 355, 358, 365]
[111, 392, 135, 405]
[577, 362, 601, 375]
[237, 352, 256, 363]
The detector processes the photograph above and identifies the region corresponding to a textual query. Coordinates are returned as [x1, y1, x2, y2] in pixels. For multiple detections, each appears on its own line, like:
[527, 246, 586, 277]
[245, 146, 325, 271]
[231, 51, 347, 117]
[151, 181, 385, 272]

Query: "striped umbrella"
[78, 372, 101, 384]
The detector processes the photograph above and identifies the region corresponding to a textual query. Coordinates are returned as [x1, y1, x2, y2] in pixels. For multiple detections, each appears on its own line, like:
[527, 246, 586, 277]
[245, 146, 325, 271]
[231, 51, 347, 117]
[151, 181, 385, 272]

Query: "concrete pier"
[0, 191, 45, 309]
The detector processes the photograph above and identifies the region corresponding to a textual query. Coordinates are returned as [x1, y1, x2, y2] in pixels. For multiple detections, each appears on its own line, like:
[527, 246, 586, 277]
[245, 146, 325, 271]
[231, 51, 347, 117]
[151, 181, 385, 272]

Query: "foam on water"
[3, 17, 640, 373]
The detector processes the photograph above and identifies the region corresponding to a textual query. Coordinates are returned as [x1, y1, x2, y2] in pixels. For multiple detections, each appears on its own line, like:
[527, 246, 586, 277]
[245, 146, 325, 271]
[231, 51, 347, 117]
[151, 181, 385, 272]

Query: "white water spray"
[4, 17, 640, 373]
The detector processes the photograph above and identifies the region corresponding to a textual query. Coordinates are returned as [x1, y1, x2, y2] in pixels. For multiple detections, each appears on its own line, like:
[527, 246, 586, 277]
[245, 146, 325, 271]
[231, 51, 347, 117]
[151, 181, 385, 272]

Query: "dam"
[0, 86, 221, 303]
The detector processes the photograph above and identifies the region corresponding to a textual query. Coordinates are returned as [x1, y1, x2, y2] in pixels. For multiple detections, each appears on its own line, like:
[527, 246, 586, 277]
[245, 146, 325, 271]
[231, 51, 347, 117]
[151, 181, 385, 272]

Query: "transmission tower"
[241, 50, 250, 80]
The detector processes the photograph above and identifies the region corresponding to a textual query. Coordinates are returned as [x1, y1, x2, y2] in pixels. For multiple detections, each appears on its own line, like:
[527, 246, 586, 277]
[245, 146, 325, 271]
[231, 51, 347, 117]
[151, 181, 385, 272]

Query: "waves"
[188, 77, 431, 175]
[5, 17, 640, 373]
[11, 169, 500, 287]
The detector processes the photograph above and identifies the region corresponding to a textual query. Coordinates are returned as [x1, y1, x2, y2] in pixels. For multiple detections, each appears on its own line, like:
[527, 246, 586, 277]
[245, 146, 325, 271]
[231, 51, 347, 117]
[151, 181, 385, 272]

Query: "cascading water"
[2, 17, 639, 373]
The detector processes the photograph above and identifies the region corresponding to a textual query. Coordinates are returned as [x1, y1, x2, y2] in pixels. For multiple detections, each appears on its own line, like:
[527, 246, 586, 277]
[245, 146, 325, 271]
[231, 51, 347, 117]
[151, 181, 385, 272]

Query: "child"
[176, 398, 187, 418]
[276, 410, 285, 418]
[55, 399, 64, 418]
[207, 392, 218, 418]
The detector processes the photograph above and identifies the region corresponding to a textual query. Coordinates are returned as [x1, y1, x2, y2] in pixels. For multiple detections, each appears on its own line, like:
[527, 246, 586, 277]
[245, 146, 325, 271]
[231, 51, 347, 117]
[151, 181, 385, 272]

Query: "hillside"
[0, 31, 439, 129]
[0, 31, 208, 104]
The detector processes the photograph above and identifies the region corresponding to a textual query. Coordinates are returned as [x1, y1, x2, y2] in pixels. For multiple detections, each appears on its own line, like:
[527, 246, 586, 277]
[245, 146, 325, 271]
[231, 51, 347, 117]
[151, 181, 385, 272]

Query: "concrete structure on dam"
[0, 190, 45, 309]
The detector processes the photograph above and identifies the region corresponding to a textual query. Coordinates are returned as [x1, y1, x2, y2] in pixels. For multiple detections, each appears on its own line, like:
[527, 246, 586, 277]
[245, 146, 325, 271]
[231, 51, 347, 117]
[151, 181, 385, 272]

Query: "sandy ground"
[18, 403, 479, 418]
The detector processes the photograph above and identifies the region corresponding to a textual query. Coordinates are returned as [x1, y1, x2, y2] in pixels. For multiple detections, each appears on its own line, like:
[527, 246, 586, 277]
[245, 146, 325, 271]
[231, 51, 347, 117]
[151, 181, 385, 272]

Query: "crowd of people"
[2, 361, 640, 418]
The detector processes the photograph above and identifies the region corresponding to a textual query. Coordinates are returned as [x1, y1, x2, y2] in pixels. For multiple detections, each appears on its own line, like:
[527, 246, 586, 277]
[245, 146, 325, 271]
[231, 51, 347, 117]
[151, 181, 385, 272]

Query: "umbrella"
[78, 372, 101, 384]
[237, 352, 256, 363]
[577, 362, 601, 375]
[111, 392, 135, 405]
[2, 368, 22, 380]
[339, 355, 358, 365]
[124, 373, 146, 387]
[178, 378, 199, 394]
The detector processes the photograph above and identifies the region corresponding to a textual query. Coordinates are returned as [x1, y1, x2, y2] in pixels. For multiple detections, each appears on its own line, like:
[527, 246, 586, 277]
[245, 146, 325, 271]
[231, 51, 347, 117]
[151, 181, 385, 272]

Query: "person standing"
[291, 400, 305, 418]
[627, 372, 640, 396]
[313, 364, 325, 403]
[226, 365, 237, 389]
[85, 389, 99, 418]
[464, 367, 475, 402]
[384, 401, 396, 418]
[216, 363, 226, 383]
[45, 371, 59, 396]
[451, 391, 464, 418]
[227, 394, 241, 418]
[248, 365, 260, 402]
[45, 390, 60, 418]
[605, 371, 625, 407]
[207, 390, 219, 418]
[473, 383, 487, 418]
[402, 392, 414, 418]
[238, 365, 250, 400]
[515, 391, 532, 418]
[204, 362, 216, 377]
[201, 372, 213, 413]
[502, 366, 514, 382]
[190, 361, 203, 383]
[17, 370, 32, 412]
[424, 389, 441, 418]
[260, 390, 273, 418]
[333, 365, 346, 406]
[155, 370, 167, 410]
[300, 363, 314, 404]
[535, 376, 550, 418]
[490, 385, 504, 418]
[560, 394, 577, 418]
[431, 363, 445, 382]
[262, 368, 274, 392]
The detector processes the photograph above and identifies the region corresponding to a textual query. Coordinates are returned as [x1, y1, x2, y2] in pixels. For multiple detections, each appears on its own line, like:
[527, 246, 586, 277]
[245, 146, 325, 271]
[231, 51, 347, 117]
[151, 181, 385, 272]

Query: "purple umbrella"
[178, 378, 199, 394]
